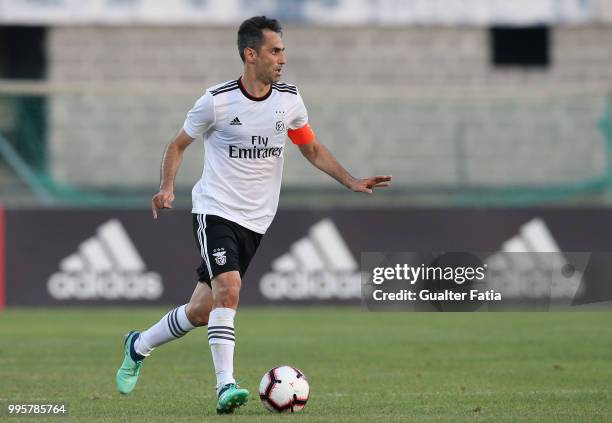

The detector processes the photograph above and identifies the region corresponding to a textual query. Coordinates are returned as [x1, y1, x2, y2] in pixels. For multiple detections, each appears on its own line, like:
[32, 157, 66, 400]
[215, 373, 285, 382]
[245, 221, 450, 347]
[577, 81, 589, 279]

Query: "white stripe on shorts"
[197, 214, 213, 279]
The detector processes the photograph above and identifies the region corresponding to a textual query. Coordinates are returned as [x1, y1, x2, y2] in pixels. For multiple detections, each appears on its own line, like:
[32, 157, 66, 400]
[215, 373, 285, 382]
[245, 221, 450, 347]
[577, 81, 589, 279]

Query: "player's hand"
[350, 175, 392, 194]
[151, 189, 175, 219]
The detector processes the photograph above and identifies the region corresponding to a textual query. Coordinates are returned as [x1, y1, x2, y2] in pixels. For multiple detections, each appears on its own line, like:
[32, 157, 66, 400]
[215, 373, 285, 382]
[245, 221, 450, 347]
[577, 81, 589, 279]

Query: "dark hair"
[237, 16, 282, 62]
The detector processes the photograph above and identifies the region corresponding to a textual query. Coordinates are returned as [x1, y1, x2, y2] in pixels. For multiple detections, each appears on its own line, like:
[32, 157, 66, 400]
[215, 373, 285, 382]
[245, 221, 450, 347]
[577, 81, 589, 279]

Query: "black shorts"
[192, 214, 263, 286]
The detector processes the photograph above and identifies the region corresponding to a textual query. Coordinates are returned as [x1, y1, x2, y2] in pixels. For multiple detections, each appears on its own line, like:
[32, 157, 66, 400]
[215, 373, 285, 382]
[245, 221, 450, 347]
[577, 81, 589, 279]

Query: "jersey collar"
[238, 76, 272, 102]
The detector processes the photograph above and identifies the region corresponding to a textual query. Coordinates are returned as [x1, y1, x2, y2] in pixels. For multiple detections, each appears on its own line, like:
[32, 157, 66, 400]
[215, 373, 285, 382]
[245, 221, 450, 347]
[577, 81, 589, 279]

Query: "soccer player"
[116, 16, 391, 414]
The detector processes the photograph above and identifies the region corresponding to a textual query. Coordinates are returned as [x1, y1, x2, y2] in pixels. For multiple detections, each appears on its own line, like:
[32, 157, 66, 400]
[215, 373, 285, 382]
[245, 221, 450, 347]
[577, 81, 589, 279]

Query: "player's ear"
[244, 47, 257, 64]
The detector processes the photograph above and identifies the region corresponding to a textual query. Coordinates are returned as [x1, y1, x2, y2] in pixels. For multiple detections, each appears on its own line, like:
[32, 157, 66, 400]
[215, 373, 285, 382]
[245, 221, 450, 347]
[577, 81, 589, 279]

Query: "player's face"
[254, 29, 286, 84]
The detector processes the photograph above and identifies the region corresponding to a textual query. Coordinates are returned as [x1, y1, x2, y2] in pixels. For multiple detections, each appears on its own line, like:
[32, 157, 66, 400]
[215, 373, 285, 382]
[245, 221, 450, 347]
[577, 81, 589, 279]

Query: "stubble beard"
[256, 68, 277, 85]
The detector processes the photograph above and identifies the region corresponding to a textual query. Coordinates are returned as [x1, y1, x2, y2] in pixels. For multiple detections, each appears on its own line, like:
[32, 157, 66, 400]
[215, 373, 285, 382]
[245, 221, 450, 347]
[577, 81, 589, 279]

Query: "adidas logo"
[230, 117, 242, 125]
[259, 219, 360, 300]
[47, 219, 163, 300]
[485, 218, 583, 301]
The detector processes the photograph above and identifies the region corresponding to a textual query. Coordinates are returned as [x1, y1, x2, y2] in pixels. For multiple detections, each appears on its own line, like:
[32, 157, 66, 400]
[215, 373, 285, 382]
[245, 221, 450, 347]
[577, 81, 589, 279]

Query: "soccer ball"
[259, 365, 310, 413]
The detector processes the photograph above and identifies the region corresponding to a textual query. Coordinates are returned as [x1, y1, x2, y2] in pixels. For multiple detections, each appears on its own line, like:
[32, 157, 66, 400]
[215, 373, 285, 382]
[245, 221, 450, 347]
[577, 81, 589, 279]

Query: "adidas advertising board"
[362, 218, 593, 311]
[3, 208, 612, 307]
[47, 219, 163, 301]
[2, 210, 197, 306]
[259, 219, 361, 300]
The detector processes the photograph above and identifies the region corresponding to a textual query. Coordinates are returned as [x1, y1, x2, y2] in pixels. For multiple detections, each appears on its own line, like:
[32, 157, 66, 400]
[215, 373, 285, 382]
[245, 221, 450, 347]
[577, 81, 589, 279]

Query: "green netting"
[600, 95, 612, 186]
[0, 94, 46, 170]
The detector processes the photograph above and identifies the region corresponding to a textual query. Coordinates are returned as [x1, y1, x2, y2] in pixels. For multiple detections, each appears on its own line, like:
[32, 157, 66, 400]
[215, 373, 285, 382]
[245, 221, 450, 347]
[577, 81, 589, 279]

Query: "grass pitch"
[1, 307, 611, 422]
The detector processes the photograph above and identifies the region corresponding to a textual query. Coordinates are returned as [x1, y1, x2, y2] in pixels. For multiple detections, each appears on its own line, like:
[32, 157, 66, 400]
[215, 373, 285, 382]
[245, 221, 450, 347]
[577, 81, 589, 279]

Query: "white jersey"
[183, 78, 310, 234]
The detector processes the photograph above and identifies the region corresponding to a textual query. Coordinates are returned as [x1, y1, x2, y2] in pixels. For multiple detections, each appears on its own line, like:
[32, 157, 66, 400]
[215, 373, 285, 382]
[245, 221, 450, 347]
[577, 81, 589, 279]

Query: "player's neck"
[239, 73, 271, 98]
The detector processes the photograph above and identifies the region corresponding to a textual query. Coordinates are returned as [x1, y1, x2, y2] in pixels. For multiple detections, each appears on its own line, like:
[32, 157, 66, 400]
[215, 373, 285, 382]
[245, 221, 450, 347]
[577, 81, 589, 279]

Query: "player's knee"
[213, 282, 240, 308]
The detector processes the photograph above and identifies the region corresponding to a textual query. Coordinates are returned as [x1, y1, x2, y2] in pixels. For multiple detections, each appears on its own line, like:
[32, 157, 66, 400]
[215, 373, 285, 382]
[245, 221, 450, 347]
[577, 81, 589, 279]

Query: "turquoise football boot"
[116, 331, 144, 395]
[216, 383, 249, 414]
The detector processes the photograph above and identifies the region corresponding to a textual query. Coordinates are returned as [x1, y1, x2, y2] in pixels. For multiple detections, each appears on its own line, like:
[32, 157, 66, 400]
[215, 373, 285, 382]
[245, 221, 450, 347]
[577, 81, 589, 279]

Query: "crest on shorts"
[212, 248, 226, 266]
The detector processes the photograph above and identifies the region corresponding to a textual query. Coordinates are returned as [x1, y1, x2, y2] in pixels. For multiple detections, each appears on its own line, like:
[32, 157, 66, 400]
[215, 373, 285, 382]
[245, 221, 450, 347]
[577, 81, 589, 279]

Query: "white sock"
[208, 307, 236, 393]
[134, 304, 195, 357]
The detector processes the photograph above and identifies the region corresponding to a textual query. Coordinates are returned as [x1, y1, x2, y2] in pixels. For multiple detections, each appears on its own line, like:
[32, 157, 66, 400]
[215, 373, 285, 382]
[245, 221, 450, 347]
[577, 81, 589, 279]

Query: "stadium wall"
[46, 26, 612, 190]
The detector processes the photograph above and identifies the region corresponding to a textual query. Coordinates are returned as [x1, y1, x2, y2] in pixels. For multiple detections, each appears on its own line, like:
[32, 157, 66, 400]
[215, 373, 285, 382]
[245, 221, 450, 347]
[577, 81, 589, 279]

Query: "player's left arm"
[296, 134, 392, 194]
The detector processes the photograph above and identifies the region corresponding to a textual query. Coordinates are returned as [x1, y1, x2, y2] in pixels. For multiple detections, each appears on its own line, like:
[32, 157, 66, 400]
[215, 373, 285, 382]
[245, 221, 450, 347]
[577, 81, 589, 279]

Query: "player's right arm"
[152, 89, 215, 219]
[151, 129, 194, 219]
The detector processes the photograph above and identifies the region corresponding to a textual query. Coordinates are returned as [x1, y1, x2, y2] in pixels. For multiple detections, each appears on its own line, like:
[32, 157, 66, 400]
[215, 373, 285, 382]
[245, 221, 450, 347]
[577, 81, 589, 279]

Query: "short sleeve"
[288, 91, 308, 130]
[183, 91, 215, 138]
[287, 90, 315, 145]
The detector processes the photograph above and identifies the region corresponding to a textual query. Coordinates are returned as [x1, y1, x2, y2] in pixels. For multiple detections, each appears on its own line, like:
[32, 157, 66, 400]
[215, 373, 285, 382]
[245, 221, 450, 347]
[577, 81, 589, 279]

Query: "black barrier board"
[5, 208, 612, 307]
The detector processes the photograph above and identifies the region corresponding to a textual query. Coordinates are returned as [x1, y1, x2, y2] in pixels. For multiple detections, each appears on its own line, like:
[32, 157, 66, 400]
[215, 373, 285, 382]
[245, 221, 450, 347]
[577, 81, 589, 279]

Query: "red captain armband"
[287, 123, 315, 145]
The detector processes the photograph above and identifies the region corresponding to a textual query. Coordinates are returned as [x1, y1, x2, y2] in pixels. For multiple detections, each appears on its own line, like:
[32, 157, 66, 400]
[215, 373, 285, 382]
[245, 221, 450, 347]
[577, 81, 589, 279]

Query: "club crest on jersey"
[212, 248, 227, 265]
[275, 121, 285, 133]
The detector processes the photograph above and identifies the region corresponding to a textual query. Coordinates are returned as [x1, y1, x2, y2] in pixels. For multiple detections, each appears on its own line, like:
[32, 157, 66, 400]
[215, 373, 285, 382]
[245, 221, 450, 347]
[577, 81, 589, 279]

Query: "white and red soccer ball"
[259, 365, 310, 413]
